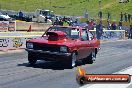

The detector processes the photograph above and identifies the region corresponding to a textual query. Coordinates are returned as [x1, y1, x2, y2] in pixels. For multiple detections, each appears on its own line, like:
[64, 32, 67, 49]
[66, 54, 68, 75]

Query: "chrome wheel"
[71, 52, 76, 67]
[92, 51, 96, 61]
[82, 51, 96, 64]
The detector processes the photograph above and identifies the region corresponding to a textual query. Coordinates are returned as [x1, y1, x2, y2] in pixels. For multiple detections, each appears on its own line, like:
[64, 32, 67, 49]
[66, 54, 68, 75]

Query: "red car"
[25, 26, 100, 68]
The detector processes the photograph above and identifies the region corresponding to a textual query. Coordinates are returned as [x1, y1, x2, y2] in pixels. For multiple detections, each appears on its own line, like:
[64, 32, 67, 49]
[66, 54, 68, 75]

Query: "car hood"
[27, 36, 79, 47]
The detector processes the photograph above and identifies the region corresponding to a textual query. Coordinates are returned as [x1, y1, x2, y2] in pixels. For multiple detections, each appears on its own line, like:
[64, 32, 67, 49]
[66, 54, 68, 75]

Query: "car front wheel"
[66, 52, 77, 68]
[28, 53, 37, 65]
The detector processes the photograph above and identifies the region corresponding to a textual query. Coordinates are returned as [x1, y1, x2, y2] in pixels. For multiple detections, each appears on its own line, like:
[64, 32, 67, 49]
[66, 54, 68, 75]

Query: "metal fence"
[90, 30, 126, 40]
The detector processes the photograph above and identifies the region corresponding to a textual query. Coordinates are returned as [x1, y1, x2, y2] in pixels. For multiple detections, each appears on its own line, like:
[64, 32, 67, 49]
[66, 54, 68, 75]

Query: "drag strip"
[0, 39, 132, 88]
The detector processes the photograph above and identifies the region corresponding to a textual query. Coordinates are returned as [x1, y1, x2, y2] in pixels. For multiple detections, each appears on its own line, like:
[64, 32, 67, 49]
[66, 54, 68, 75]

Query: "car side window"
[81, 30, 88, 41]
[88, 31, 94, 40]
[70, 28, 80, 39]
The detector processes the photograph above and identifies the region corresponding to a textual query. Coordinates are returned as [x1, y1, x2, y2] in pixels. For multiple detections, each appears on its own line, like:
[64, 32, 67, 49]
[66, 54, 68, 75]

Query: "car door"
[88, 31, 100, 51]
[87, 31, 95, 53]
[78, 29, 92, 59]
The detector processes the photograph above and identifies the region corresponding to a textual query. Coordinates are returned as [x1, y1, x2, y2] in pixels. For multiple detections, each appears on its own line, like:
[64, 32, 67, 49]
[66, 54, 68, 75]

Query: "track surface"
[0, 39, 132, 88]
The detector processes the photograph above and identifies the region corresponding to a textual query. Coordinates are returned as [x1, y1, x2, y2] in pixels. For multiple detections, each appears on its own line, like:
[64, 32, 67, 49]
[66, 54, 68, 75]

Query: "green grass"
[0, 0, 131, 21]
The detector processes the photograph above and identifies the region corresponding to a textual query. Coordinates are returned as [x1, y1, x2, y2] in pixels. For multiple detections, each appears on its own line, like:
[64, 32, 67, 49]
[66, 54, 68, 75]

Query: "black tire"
[82, 51, 96, 64]
[28, 53, 37, 65]
[66, 52, 77, 68]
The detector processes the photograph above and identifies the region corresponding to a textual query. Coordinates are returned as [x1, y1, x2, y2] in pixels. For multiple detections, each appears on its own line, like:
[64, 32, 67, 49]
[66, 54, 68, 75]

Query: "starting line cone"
[27, 25, 32, 32]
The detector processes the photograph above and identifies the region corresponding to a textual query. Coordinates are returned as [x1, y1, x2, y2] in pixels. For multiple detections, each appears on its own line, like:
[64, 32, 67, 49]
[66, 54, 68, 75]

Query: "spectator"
[75, 19, 78, 23]
[69, 18, 73, 26]
[118, 21, 123, 30]
[63, 20, 69, 26]
[18, 10, 23, 20]
[88, 19, 94, 30]
[54, 16, 59, 25]
[131, 14, 132, 21]
[120, 12, 123, 21]
[58, 18, 63, 26]
[128, 14, 131, 22]
[107, 21, 111, 30]
[124, 13, 127, 22]
[128, 25, 132, 39]
[84, 10, 89, 18]
[5, 13, 8, 16]
[107, 21, 112, 38]
[51, 17, 55, 26]
[111, 22, 117, 30]
[45, 16, 48, 23]
[63, 16, 66, 21]
[96, 21, 103, 40]
[107, 12, 110, 20]
[98, 11, 102, 19]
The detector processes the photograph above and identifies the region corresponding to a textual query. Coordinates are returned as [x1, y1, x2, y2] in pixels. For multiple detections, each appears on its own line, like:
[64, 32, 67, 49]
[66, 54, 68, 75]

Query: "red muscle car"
[25, 26, 100, 68]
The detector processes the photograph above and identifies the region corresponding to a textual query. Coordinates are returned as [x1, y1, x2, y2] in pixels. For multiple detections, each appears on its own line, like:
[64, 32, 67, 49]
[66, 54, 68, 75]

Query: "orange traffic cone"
[27, 25, 32, 32]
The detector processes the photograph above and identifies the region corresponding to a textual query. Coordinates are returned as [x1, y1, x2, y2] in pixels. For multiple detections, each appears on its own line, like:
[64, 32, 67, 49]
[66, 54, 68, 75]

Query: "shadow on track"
[17, 61, 87, 70]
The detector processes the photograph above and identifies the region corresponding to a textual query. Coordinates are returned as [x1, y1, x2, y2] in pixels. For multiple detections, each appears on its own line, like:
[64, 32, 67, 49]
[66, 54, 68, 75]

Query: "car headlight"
[60, 46, 68, 53]
[26, 43, 33, 49]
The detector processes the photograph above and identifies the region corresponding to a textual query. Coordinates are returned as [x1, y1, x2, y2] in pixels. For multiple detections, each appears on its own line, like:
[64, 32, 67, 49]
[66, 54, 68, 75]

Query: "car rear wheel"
[91, 51, 96, 61]
[82, 51, 96, 64]
[28, 53, 37, 65]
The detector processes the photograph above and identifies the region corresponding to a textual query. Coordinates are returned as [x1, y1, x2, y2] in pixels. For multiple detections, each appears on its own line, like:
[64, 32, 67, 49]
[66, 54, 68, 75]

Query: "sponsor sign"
[9, 21, 16, 31]
[12, 38, 23, 48]
[76, 67, 131, 85]
[0, 21, 16, 31]
[0, 36, 39, 51]
[0, 38, 9, 47]
[0, 21, 9, 31]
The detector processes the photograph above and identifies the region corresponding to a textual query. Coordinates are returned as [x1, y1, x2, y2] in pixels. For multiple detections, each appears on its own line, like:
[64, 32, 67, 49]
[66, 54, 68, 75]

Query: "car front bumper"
[25, 49, 71, 61]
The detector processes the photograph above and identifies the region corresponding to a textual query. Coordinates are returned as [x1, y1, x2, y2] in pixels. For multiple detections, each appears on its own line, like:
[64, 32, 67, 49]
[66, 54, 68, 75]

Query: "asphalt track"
[0, 39, 132, 88]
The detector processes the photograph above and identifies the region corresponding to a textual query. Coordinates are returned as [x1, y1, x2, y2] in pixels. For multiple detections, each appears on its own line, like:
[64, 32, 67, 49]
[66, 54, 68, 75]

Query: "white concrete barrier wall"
[0, 36, 41, 51]
[0, 32, 43, 51]
[0, 21, 16, 31]
[90, 30, 126, 40]
[0, 30, 126, 51]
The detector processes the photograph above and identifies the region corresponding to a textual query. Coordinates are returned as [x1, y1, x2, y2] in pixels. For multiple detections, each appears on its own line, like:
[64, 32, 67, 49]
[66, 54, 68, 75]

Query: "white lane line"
[117, 66, 132, 74]
[80, 66, 132, 88]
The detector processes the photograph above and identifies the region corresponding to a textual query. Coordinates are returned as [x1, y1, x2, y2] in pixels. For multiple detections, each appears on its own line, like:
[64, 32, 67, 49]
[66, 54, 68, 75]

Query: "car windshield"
[44, 27, 80, 39]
